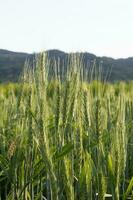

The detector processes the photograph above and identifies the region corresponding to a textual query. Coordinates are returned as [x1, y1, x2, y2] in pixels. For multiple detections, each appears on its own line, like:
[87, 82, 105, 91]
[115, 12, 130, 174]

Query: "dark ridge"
[0, 49, 133, 82]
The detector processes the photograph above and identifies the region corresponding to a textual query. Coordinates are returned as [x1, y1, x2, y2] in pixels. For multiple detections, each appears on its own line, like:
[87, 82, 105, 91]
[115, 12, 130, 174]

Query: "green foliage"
[0, 53, 133, 199]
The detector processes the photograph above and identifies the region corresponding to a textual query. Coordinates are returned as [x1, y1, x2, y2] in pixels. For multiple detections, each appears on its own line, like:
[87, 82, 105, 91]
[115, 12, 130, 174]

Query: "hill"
[0, 49, 133, 82]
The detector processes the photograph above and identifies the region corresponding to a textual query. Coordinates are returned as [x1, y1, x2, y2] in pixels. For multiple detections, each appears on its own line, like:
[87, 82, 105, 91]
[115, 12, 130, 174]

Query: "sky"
[0, 0, 133, 58]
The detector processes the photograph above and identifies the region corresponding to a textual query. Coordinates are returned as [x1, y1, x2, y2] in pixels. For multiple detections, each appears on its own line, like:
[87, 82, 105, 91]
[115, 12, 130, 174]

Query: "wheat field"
[0, 53, 133, 200]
